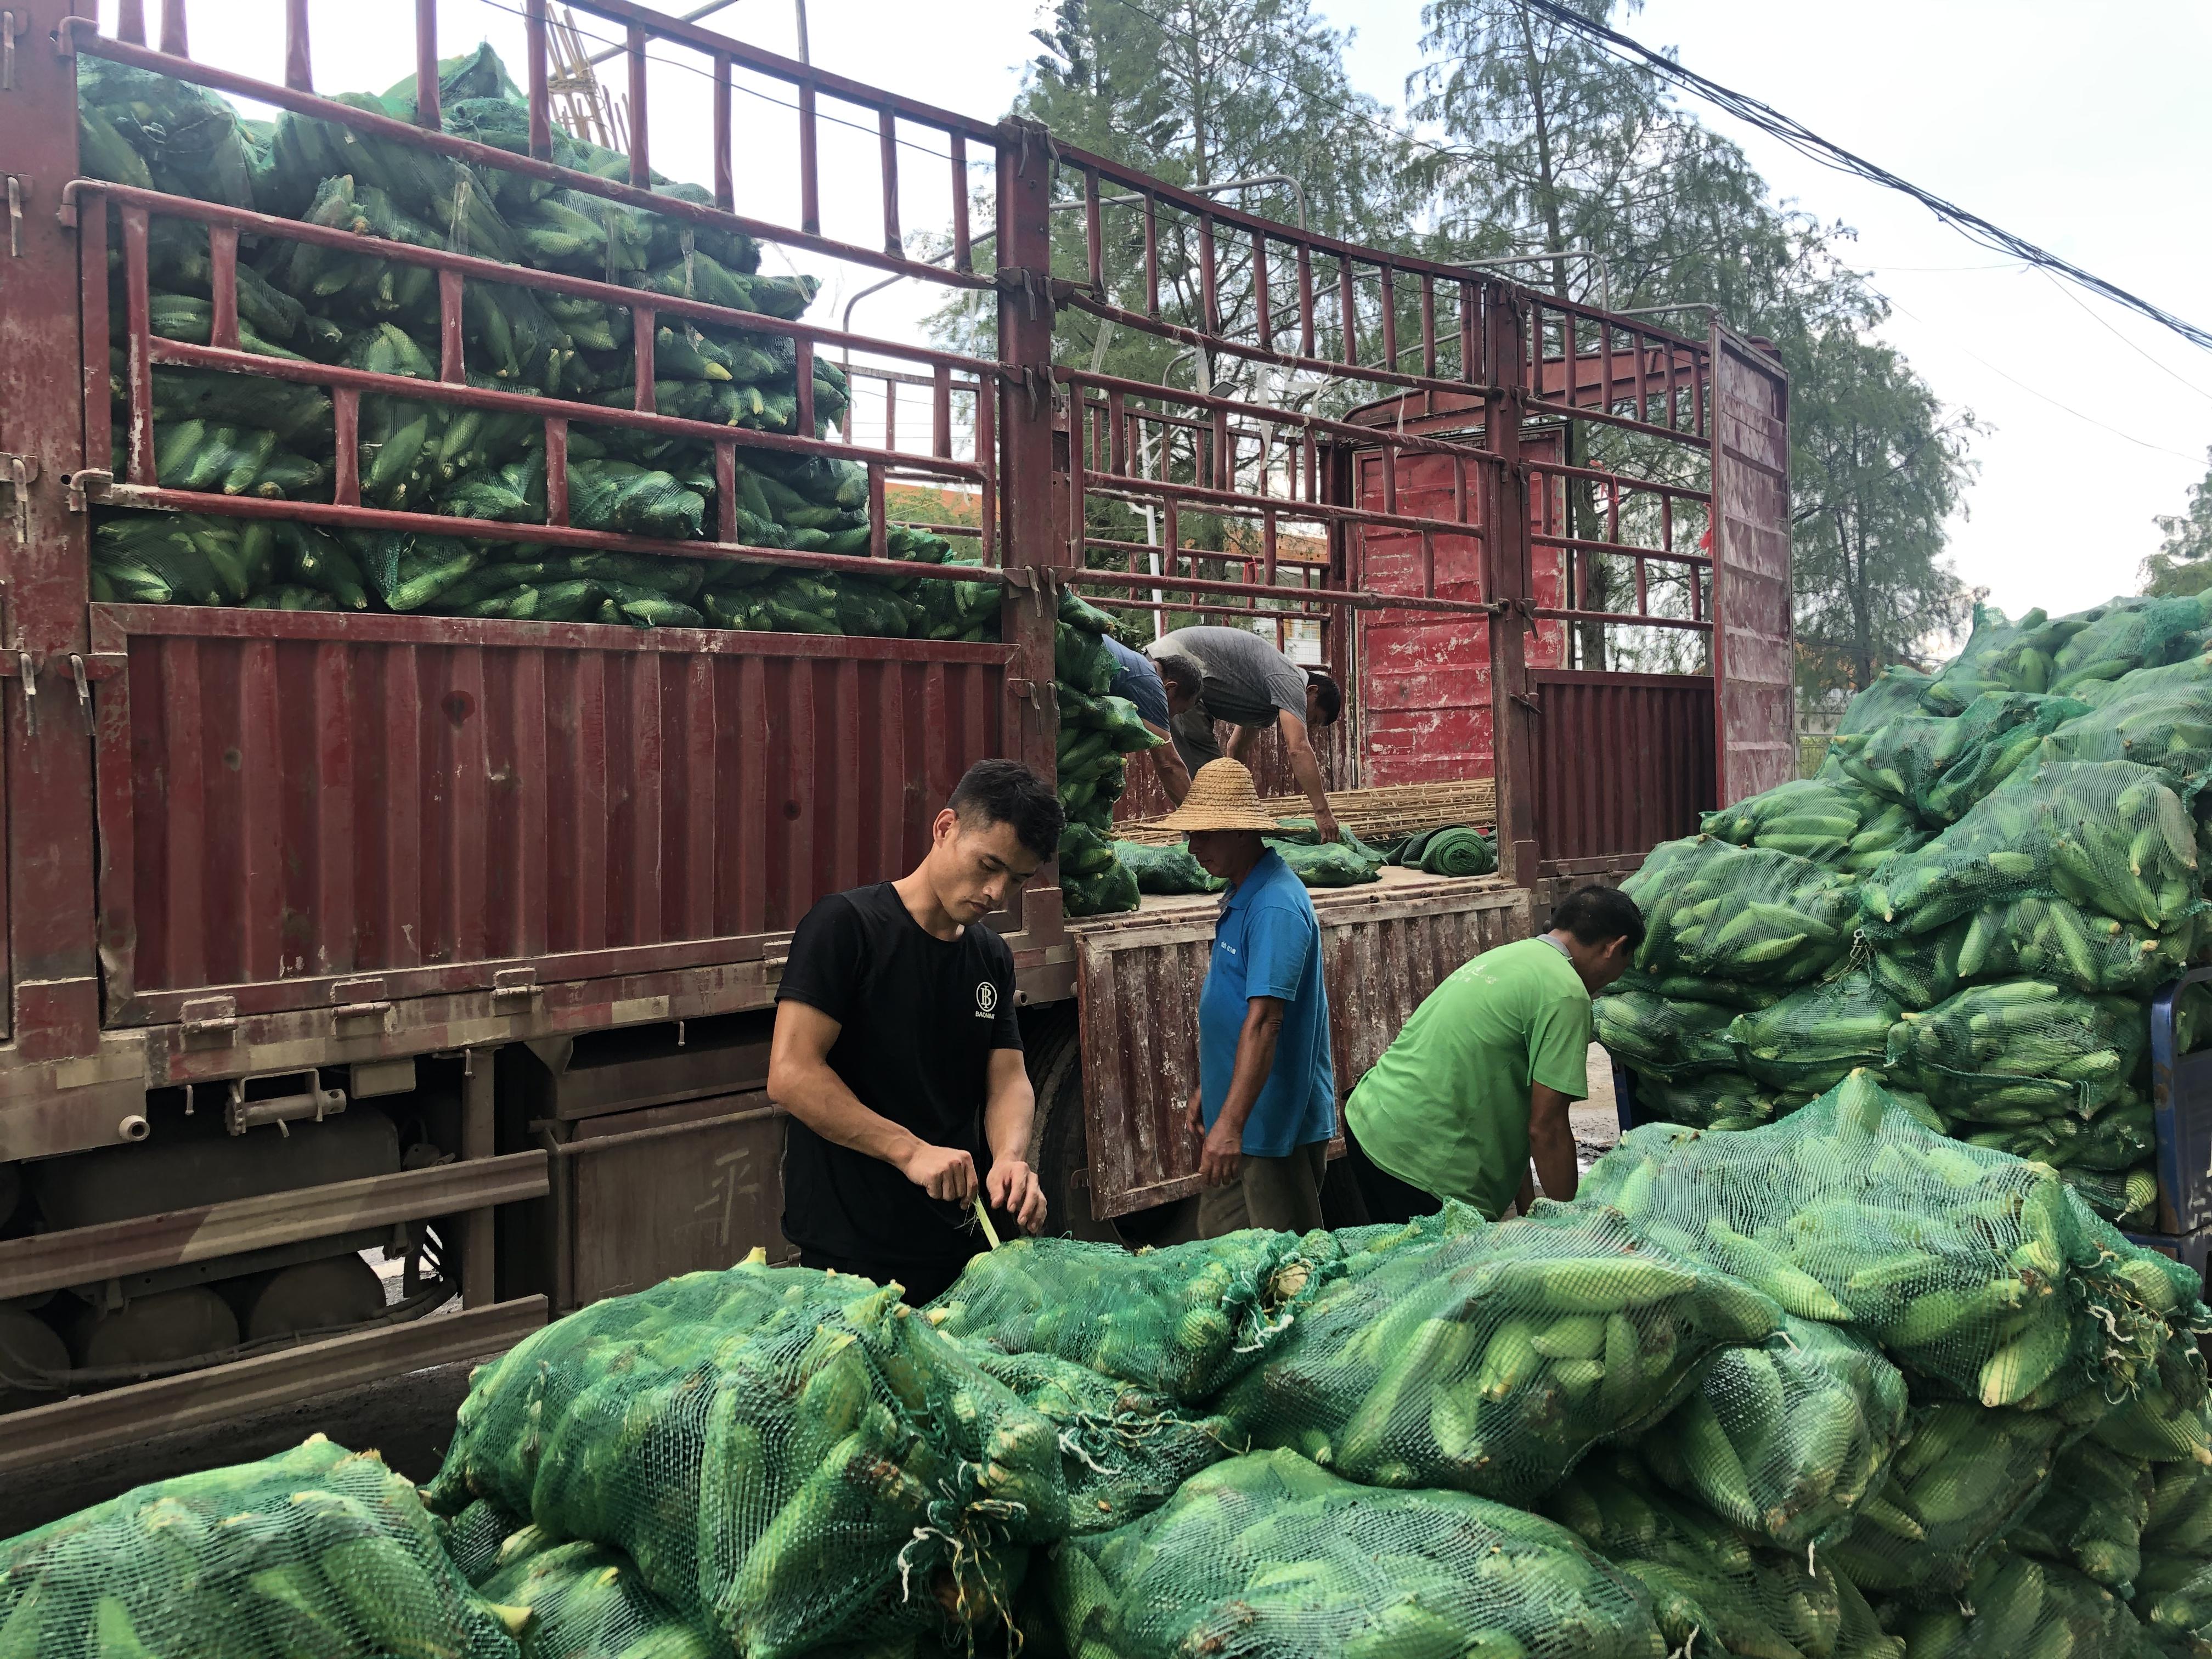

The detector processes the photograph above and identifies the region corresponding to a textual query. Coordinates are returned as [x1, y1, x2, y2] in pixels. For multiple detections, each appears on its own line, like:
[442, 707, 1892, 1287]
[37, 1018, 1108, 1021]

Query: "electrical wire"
[2034, 267, 2212, 407]
[1517, 0, 2212, 353]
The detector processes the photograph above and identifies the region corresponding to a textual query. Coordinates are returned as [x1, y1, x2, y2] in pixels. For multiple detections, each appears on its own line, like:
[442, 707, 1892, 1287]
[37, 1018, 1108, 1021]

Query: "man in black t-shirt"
[768, 759, 1063, 1304]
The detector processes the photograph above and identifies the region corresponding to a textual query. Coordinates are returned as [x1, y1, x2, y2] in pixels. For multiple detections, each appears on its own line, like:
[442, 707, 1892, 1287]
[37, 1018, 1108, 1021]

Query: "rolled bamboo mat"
[1116, 778, 1498, 844]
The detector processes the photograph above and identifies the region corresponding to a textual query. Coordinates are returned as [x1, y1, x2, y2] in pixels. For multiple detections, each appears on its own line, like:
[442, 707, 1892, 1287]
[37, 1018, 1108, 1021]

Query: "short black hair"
[1553, 884, 1645, 949]
[1305, 669, 1342, 725]
[950, 759, 1064, 863]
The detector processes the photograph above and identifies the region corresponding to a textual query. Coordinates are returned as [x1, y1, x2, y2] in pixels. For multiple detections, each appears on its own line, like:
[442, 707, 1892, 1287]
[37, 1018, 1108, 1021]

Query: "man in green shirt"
[1341, 885, 1644, 1222]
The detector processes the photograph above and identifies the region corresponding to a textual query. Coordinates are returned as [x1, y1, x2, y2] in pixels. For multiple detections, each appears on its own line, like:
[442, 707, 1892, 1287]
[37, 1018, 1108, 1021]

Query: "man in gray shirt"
[1145, 625, 1344, 842]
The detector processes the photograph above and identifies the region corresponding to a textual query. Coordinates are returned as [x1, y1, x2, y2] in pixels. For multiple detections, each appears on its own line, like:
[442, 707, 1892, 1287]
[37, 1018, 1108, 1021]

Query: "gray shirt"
[1145, 626, 1310, 729]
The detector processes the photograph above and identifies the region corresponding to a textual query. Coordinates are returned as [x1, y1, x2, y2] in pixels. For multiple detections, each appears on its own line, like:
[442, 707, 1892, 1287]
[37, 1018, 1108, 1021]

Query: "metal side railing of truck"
[0, 0, 1788, 1466]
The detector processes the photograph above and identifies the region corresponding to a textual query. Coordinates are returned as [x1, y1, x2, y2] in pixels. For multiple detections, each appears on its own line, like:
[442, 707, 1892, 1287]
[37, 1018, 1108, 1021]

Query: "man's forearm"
[1528, 1094, 1579, 1203]
[1150, 739, 1193, 804]
[1228, 722, 1260, 764]
[774, 1062, 924, 1168]
[1284, 737, 1330, 821]
[1215, 1015, 1283, 1139]
[983, 1080, 1036, 1166]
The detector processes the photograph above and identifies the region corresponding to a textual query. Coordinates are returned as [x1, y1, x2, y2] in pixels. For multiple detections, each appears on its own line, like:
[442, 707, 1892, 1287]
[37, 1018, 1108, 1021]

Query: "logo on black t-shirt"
[975, 981, 998, 1018]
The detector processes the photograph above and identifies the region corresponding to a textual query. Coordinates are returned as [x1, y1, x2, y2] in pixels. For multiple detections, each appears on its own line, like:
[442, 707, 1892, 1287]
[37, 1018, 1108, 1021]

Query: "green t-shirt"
[1344, 935, 1593, 1220]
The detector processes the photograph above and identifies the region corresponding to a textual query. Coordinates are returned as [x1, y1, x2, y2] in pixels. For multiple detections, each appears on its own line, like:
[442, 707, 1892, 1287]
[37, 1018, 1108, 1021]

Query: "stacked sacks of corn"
[1602, 591, 2212, 1228]
[424, 1252, 1068, 1659]
[0, 1435, 531, 1659]
[1054, 595, 1164, 918]
[1582, 1071, 2212, 1646]
[1597, 832, 1863, 1130]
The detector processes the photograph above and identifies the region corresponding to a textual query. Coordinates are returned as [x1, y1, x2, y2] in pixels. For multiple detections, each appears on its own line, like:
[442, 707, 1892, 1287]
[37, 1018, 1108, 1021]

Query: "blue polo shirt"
[1198, 849, 1335, 1155]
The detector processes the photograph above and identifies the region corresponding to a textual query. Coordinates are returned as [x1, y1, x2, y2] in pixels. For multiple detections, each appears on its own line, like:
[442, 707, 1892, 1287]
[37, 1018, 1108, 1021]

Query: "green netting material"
[1393, 825, 1499, 876]
[1728, 970, 1903, 1094]
[426, 1259, 1064, 1659]
[1539, 1448, 1850, 1659]
[1870, 895, 2204, 1008]
[925, 1231, 1340, 1404]
[2009, 1439, 2157, 1595]
[1886, 978, 2147, 1122]
[477, 1532, 723, 1659]
[1858, 760, 2202, 939]
[1042, 1449, 1667, 1659]
[1920, 603, 2092, 714]
[1701, 775, 1924, 876]
[1215, 1204, 1781, 1504]
[1110, 840, 1223, 896]
[1594, 988, 1741, 1079]
[1829, 690, 2088, 825]
[1639, 1313, 1909, 1553]
[1877, 1547, 2144, 1658]
[961, 1348, 1242, 1536]
[0, 1436, 523, 1659]
[1578, 1071, 2203, 1404]
[2048, 594, 2211, 695]
[2041, 650, 2212, 783]
[1626, 1067, 1784, 1131]
[1626, 838, 1859, 988]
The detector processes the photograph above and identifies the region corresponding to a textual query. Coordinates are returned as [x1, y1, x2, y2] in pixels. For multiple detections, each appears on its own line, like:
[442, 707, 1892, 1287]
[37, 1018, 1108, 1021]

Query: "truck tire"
[1022, 1005, 1199, 1248]
[1022, 1005, 1115, 1244]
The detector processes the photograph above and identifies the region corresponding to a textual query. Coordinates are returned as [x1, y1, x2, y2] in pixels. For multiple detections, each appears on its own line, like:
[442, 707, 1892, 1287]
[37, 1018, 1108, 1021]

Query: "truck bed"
[1066, 870, 1528, 1216]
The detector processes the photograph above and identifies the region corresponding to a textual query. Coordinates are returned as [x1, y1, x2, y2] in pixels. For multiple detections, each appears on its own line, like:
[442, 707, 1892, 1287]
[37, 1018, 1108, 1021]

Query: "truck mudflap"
[1071, 873, 1532, 1217]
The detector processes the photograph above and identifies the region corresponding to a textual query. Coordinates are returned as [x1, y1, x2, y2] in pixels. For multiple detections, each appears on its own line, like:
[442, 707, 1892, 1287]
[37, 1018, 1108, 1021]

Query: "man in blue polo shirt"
[1154, 758, 1334, 1237]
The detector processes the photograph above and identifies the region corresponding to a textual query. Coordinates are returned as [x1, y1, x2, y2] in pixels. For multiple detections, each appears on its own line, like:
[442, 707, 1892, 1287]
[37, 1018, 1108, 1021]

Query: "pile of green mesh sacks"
[75, 49, 1184, 919]
[1599, 592, 2212, 1228]
[18, 1071, 2212, 1659]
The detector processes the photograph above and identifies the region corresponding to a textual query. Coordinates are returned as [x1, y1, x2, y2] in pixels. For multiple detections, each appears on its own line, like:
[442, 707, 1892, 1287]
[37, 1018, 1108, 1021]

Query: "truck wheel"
[1023, 1006, 1118, 1244]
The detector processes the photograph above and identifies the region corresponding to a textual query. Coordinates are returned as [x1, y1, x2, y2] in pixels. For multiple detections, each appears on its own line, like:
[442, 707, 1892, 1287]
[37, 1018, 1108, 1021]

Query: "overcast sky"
[131, 0, 2212, 632]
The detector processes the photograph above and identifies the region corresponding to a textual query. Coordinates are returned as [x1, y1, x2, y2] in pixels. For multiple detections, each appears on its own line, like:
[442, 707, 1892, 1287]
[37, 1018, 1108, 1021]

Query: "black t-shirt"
[775, 882, 1023, 1262]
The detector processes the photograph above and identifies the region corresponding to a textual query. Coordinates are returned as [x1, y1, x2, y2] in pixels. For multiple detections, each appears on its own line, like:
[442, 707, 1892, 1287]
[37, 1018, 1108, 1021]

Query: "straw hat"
[1154, 759, 1280, 833]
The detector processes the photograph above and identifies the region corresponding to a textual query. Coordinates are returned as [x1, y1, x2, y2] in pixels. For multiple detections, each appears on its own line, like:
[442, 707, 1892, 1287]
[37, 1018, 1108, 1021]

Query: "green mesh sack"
[1594, 988, 1741, 1078]
[1829, 691, 2089, 824]
[1859, 761, 2202, 938]
[1880, 1546, 2142, 1658]
[962, 1348, 1240, 1536]
[1580, 1071, 2190, 1403]
[0, 1436, 525, 1659]
[2009, 1439, 2157, 1595]
[437, 1496, 528, 1587]
[1728, 970, 1903, 1094]
[568, 461, 706, 541]
[1267, 834, 1386, 888]
[925, 1231, 1341, 1404]
[2138, 1464, 2212, 1655]
[1539, 1448, 1848, 1659]
[1215, 1204, 1780, 1504]
[2050, 594, 2212, 695]
[1614, 967, 1792, 1011]
[1638, 1313, 1910, 1553]
[2041, 651, 2212, 783]
[1110, 840, 1223, 896]
[427, 1259, 1065, 1659]
[78, 58, 258, 208]
[1837, 666, 1940, 737]
[1886, 979, 2146, 1123]
[2055, 1164, 2160, 1228]
[1703, 775, 1887, 865]
[1626, 1068, 1784, 1131]
[2092, 1340, 2212, 1465]
[1062, 859, 1140, 917]
[1873, 896, 2202, 1008]
[1626, 837, 1858, 988]
[1042, 1448, 1667, 1659]
[1922, 603, 2091, 713]
[1827, 1399, 2076, 1600]
[477, 1534, 722, 1659]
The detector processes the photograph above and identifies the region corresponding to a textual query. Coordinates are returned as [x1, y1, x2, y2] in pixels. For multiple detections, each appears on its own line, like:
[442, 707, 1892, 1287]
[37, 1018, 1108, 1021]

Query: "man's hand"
[900, 1142, 979, 1203]
[1198, 1117, 1244, 1189]
[986, 1158, 1048, 1235]
[1315, 804, 1342, 844]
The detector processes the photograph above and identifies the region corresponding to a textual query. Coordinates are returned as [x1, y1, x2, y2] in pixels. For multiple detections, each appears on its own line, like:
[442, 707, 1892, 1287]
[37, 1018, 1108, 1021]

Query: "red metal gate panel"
[92, 606, 1009, 1024]
[1073, 878, 1531, 1216]
[1353, 432, 1567, 786]
[1528, 670, 1716, 870]
[1709, 328, 1795, 805]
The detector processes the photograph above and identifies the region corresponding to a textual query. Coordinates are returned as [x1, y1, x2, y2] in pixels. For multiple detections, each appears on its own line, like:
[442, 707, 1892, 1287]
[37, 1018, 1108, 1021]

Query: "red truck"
[0, 0, 1792, 1472]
